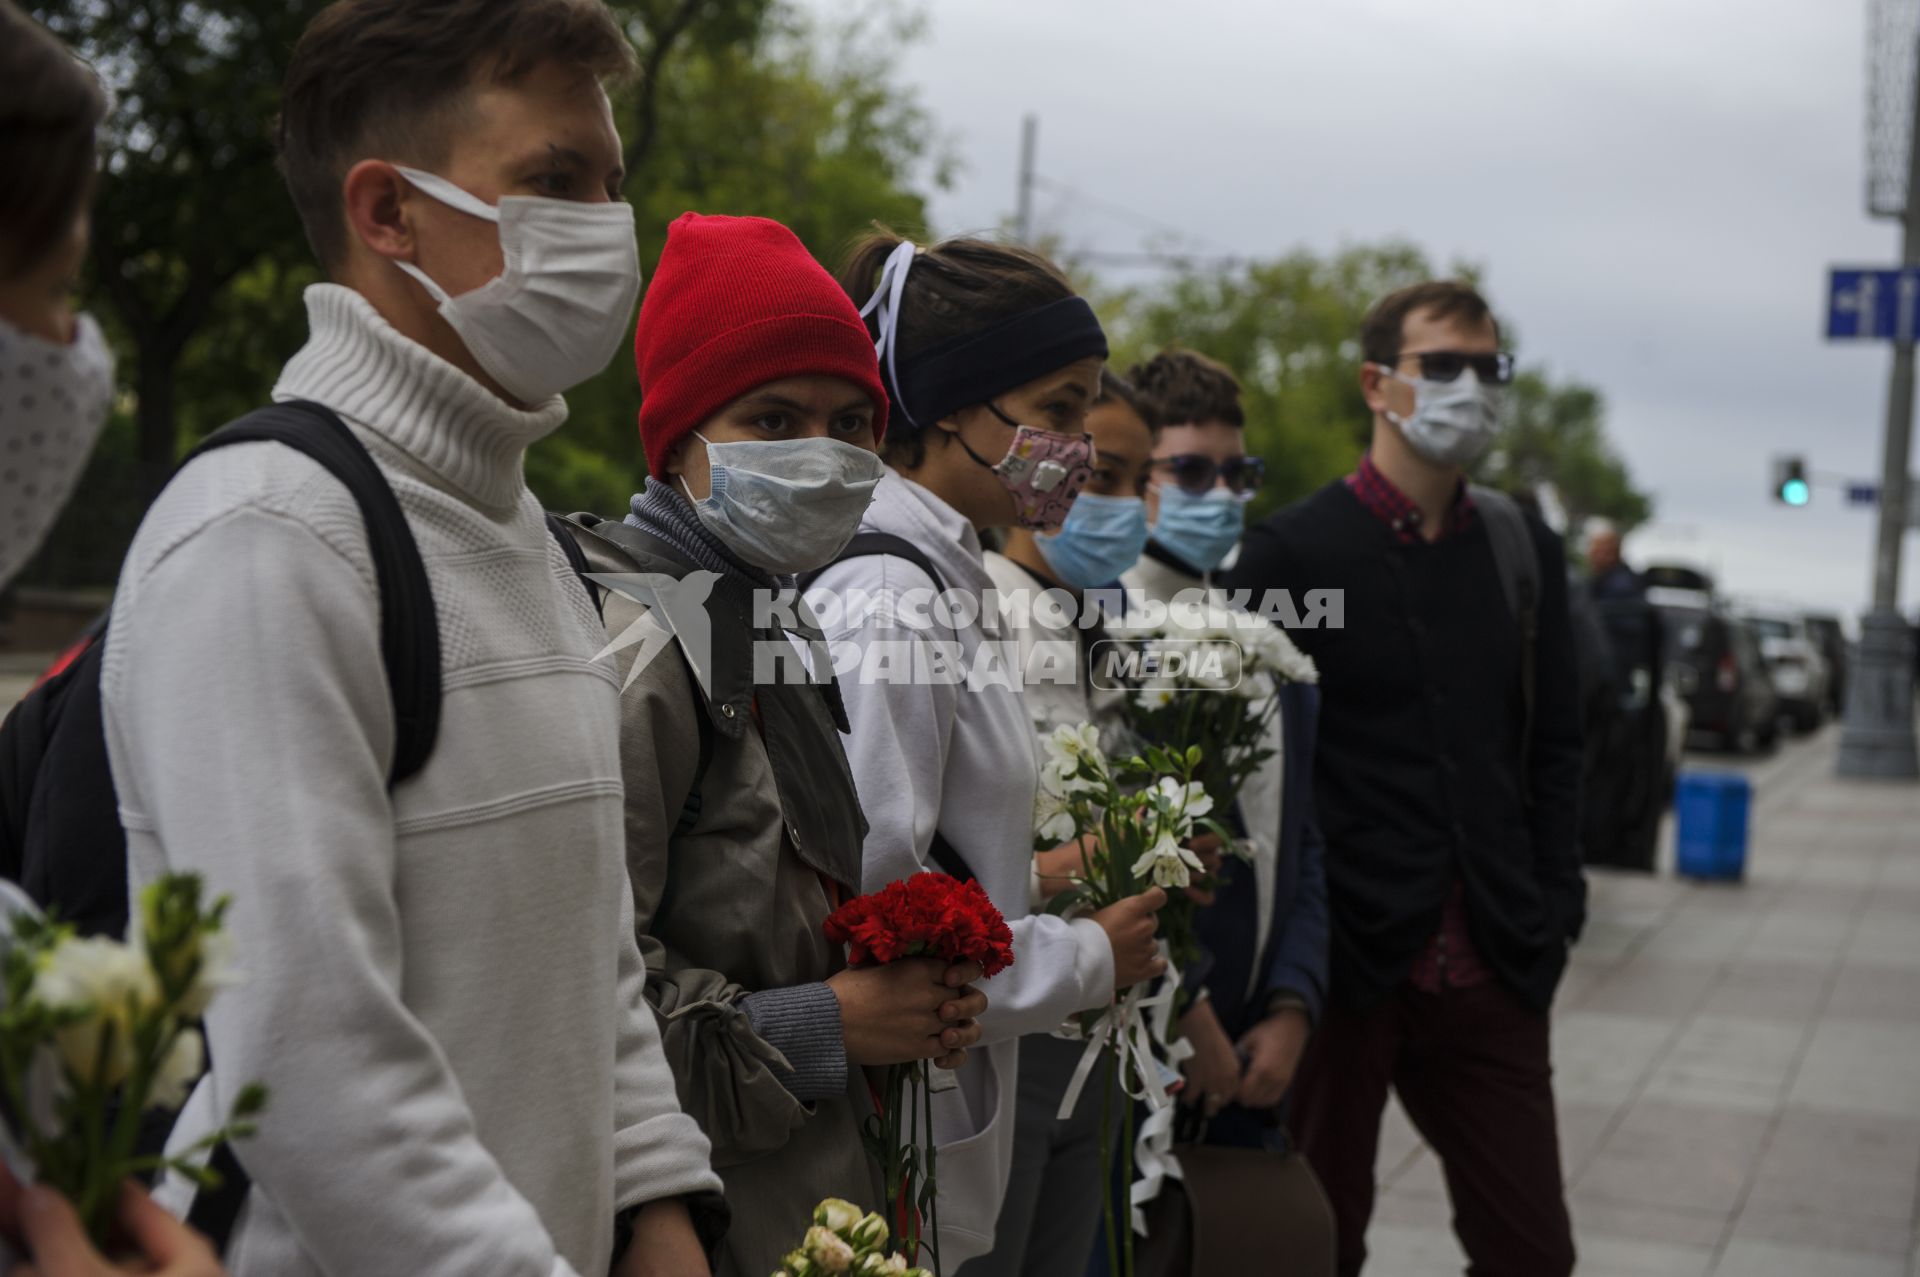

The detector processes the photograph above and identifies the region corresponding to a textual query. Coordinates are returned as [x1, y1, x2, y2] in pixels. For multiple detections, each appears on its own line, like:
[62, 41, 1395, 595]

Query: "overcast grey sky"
[821, 0, 1913, 622]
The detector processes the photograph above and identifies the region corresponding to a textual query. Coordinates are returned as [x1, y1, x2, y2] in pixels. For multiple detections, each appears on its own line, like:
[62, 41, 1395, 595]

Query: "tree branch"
[623, 0, 707, 177]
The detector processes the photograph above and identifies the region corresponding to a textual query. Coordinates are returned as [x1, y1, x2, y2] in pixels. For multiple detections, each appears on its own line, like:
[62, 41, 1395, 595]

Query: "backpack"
[1468, 485, 1543, 770]
[801, 532, 976, 882]
[0, 399, 597, 1253]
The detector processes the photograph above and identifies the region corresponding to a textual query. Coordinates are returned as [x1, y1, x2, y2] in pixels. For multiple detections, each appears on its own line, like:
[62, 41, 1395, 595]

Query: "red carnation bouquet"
[823, 874, 1014, 1274]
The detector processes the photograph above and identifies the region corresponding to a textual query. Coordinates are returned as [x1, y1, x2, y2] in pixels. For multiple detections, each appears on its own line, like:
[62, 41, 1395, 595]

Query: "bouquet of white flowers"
[0, 873, 264, 1245]
[774, 1197, 933, 1277]
[1117, 598, 1317, 820]
[1031, 722, 1227, 1274]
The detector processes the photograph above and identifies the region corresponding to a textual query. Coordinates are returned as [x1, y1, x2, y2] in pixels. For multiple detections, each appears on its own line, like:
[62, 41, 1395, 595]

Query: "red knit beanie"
[635, 212, 889, 476]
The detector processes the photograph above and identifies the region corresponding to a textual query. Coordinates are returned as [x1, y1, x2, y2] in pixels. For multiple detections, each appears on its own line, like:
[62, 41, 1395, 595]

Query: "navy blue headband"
[890, 296, 1109, 429]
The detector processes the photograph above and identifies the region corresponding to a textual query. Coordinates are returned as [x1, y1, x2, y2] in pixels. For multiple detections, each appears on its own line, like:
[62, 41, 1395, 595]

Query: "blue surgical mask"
[682, 434, 885, 574]
[1035, 492, 1150, 588]
[1150, 485, 1246, 574]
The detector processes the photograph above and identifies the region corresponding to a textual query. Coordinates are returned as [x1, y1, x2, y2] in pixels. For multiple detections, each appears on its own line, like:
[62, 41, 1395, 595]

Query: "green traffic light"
[1782, 479, 1811, 506]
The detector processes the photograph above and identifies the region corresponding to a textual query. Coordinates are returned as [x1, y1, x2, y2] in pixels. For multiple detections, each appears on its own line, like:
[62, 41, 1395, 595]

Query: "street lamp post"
[1839, 1, 1920, 777]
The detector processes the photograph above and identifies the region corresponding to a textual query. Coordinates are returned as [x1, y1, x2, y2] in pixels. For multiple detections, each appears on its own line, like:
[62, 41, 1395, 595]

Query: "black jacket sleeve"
[1524, 517, 1588, 944]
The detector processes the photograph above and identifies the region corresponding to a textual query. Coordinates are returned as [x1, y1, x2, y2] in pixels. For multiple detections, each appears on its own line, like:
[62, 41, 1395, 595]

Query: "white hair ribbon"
[858, 239, 921, 427]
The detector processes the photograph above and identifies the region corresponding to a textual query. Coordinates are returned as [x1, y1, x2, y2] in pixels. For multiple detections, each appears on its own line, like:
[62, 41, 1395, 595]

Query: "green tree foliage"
[1099, 243, 1651, 530]
[1478, 368, 1652, 535]
[1099, 242, 1442, 522]
[19, 0, 939, 586]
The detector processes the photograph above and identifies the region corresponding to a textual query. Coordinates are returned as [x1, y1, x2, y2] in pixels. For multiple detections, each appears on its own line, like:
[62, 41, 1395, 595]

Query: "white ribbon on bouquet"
[1050, 940, 1196, 1232]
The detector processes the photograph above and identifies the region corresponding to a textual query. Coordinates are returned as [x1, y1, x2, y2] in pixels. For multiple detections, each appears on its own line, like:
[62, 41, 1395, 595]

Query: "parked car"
[1650, 586, 1780, 753]
[1739, 608, 1831, 733]
[1802, 612, 1849, 717]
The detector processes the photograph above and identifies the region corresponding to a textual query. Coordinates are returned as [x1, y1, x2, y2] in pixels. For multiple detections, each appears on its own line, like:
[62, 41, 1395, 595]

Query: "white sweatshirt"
[811, 471, 1114, 1267]
[102, 285, 719, 1277]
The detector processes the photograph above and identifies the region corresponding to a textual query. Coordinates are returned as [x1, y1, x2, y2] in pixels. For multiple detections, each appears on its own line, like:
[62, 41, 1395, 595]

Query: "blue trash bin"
[1674, 772, 1750, 881]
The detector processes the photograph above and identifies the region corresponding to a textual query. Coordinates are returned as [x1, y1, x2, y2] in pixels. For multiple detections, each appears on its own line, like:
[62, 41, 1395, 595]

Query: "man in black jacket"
[1225, 280, 1585, 1277]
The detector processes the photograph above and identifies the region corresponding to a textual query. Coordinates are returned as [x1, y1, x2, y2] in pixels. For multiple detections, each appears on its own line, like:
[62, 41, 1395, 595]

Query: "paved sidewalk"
[1365, 727, 1920, 1276]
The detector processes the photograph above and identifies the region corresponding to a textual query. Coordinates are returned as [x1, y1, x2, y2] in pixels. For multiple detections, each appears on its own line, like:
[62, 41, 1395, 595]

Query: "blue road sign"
[1847, 482, 1881, 506]
[1827, 268, 1920, 340]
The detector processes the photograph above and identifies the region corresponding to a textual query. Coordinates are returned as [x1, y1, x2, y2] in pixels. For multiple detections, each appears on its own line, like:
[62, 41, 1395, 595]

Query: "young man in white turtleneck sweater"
[100, 3, 720, 1274]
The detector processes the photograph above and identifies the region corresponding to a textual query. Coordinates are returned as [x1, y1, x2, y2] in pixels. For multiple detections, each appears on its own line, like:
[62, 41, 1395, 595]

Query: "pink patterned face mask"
[963, 404, 1095, 530]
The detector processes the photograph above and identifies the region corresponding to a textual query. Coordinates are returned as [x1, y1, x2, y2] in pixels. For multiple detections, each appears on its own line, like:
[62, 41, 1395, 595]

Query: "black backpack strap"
[188, 401, 440, 787]
[543, 512, 603, 619]
[1470, 486, 1542, 788]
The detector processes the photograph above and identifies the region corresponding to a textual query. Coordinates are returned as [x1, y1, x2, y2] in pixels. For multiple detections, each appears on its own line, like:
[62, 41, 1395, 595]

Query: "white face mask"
[681, 434, 885, 575]
[1376, 363, 1504, 467]
[390, 165, 641, 404]
[1, 312, 115, 590]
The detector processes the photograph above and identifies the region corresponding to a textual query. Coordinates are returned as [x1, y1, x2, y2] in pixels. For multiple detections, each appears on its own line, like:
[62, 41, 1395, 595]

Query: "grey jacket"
[570, 515, 881, 1277]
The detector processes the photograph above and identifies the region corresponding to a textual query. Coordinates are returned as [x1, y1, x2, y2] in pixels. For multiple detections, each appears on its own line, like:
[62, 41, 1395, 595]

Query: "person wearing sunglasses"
[1227, 281, 1583, 1277]
[1122, 349, 1264, 597]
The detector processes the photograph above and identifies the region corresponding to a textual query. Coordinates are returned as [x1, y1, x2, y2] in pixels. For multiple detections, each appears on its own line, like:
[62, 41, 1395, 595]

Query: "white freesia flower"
[1132, 834, 1206, 889]
[856, 1255, 909, 1276]
[804, 1225, 856, 1272]
[1153, 775, 1214, 823]
[148, 1026, 204, 1111]
[176, 927, 237, 1019]
[34, 936, 161, 1087]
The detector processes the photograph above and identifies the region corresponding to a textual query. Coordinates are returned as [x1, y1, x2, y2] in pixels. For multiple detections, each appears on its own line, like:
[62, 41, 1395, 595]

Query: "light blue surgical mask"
[1150, 484, 1246, 574]
[1035, 492, 1150, 589]
[682, 434, 885, 574]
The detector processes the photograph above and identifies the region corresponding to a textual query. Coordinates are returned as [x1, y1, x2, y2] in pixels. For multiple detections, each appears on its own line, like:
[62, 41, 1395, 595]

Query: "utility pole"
[1015, 114, 1037, 244]
[1839, 16, 1920, 778]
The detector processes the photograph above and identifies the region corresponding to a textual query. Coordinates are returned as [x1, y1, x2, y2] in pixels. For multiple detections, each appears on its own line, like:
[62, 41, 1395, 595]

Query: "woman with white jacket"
[809, 232, 1166, 1268]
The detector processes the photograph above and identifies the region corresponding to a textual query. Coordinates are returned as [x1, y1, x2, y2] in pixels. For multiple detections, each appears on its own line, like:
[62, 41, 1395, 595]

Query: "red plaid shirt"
[1344, 454, 1490, 992]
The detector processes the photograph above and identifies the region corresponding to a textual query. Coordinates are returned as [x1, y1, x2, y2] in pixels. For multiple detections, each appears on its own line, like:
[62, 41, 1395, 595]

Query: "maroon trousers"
[1287, 980, 1575, 1277]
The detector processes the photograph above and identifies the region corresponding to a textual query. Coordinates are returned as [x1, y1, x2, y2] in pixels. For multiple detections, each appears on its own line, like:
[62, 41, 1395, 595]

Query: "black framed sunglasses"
[1153, 453, 1266, 497]
[1396, 350, 1516, 386]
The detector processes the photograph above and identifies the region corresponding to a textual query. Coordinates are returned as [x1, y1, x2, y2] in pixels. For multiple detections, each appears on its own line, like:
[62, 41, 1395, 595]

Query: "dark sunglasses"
[1395, 350, 1516, 385]
[1153, 453, 1266, 497]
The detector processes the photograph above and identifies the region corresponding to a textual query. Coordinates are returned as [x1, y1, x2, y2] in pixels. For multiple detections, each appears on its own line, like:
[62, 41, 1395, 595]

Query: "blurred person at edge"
[1092, 350, 1333, 1272]
[101, 2, 724, 1274]
[813, 230, 1168, 1269]
[0, 1, 116, 594]
[1228, 281, 1585, 1277]
[1585, 519, 1644, 601]
[0, 10, 221, 1276]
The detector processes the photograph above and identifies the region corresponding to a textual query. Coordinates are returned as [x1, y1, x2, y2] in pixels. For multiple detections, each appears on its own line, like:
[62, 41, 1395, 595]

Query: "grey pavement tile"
[1828, 961, 1920, 1024]
[1743, 1106, 1920, 1226]
[1355, 1222, 1467, 1275]
[1369, 1183, 1452, 1231]
[1552, 1011, 1675, 1107]
[1739, 909, 1857, 965]
[1847, 908, 1920, 971]
[1878, 855, 1920, 892]
[1727, 1200, 1915, 1259]
[1567, 1191, 1729, 1250]
[1570, 1233, 1716, 1277]
[1386, 1144, 1449, 1201]
[1713, 1238, 1907, 1276]
[1375, 1094, 1422, 1183]
[1791, 851, 1890, 889]
[1579, 957, 1726, 1018]
[1693, 959, 1830, 1024]
[1576, 1102, 1773, 1216]
[1634, 914, 1754, 964]
[1787, 1021, 1920, 1117]
[1640, 1015, 1807, 1114]
[1557, 1100, 1623, 1179]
